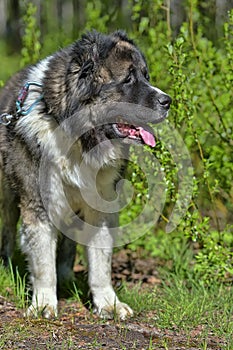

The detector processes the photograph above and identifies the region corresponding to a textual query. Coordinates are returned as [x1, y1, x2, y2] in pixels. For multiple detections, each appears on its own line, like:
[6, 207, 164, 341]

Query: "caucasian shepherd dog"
[0, 30, 171, 319]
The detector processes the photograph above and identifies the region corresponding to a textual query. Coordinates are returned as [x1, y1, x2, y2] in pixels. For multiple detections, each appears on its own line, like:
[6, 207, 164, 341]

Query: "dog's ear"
[69, 31, 115, 103]
[75, 44, 101, 101]
[71, 31, 101, 66]
[67, 49, 100, 103]
[92, 43, 99, 63]
[78, 44, 99, 79]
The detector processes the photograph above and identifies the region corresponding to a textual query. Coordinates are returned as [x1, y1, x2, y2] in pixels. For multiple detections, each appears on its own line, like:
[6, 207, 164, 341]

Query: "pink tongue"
[139, 127, 156, 147]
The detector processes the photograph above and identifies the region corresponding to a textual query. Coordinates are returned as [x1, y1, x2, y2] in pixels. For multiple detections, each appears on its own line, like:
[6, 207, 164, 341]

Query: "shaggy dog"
[0, 30, 171, 319]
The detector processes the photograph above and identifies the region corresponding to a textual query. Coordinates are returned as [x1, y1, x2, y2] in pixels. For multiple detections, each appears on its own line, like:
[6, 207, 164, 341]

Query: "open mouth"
[113, 122, 156, 147]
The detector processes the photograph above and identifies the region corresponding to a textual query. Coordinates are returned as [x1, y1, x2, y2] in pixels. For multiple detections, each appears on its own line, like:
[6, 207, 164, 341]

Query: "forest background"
[0, 0, 233, 286]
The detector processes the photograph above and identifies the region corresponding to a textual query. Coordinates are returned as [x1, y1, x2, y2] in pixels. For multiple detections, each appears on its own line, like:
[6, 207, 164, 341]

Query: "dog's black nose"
[158, 94, 172, 110]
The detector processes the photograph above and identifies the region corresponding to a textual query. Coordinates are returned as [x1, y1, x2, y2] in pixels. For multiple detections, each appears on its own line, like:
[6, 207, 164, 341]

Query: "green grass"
[1, 258, 233, 349]
[0, 260, 28, 309]
[117, 275, 233, 348]
[0, 261, 15, 296]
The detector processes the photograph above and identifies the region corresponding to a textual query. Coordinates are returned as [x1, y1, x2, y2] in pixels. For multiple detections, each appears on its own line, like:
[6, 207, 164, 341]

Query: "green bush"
[123, 4, 233, 284]
[20, 2, 41, 67]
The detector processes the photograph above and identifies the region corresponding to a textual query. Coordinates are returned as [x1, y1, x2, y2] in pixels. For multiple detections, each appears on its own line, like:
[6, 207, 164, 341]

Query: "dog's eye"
[124, 71, 134, 84]
[124, 75, 132, 84]
[143, 71, 150, 81]
[141, 66, 149, 81]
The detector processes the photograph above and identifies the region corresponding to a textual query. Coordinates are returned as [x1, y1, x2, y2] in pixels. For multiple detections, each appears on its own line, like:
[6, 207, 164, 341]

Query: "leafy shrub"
[123, 4, 233, 284]
[20, 2, 41, 67]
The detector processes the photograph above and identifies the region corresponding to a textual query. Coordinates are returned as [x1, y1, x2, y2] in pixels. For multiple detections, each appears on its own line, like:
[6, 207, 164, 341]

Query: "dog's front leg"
[20, 215, 58, 319]
[86, 219, 133, 320]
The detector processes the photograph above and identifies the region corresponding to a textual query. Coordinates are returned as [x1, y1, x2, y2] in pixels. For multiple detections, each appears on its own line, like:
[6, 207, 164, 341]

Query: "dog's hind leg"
[20, 209, 58, 318]
[0, 174, 20, 266]
[57, 235, 76, 293]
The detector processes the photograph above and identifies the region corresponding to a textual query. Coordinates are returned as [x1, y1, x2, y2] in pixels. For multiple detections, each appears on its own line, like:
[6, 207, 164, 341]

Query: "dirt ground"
[0, 250, 226, 349]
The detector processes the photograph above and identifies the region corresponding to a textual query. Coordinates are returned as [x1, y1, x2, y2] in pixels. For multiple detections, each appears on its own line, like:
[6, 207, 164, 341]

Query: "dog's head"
[46, 31, 171, 159]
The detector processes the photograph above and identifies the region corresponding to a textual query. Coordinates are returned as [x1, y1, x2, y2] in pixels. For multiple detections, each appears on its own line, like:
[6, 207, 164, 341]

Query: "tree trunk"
[0, 0, 7, 36]
[6, 0, 21, 53]
[72, 0, 86, 39]
[216, 0, 233, 37]
[170, 0, 186, 37]
[57, 0, 63, 31]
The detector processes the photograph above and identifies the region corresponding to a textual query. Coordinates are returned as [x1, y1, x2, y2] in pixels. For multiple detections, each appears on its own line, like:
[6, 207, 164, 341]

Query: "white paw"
[95, 301, 134, 320]
[92, 288, 133, 320]
[24, 289, 58, 319]
[25, 303, 57, 319]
